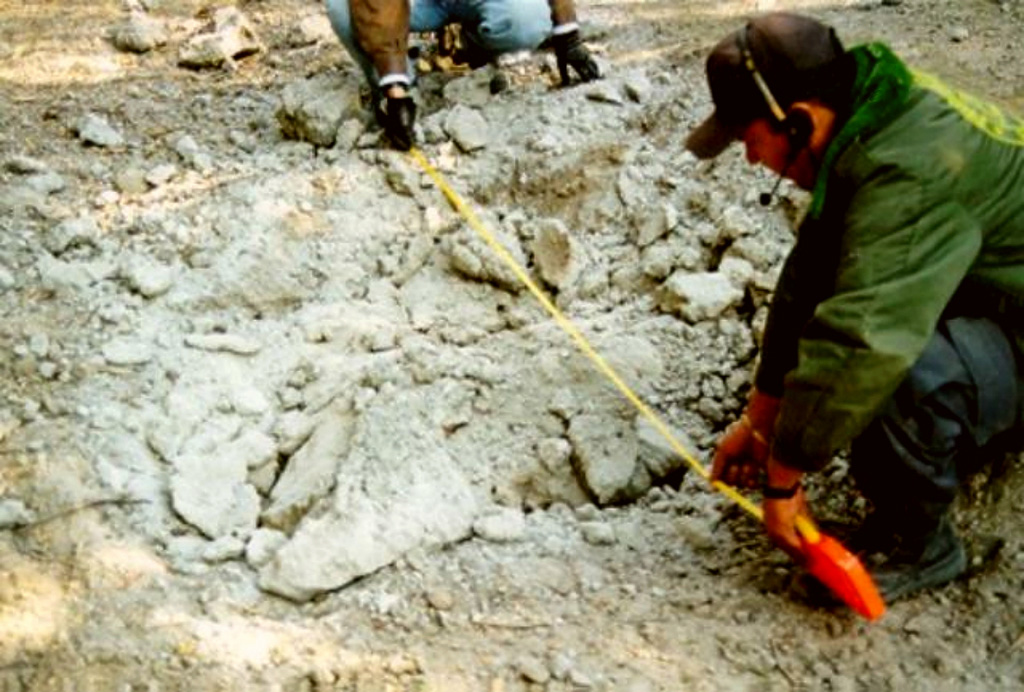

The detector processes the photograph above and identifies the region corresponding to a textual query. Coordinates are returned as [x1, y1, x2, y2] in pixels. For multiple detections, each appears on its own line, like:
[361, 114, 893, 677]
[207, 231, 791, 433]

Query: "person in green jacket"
[687, 12, 1024, 603]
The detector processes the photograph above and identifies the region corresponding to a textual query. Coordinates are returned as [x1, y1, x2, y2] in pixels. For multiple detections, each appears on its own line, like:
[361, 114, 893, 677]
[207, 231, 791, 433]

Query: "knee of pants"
[851, 408, 962, 511]
[473, 0, 553, 54]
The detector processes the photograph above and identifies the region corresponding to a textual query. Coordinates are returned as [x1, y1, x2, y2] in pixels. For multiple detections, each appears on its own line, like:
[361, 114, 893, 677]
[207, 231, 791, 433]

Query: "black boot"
[794, 513, 966, 609]
[868, 514, 967, 603]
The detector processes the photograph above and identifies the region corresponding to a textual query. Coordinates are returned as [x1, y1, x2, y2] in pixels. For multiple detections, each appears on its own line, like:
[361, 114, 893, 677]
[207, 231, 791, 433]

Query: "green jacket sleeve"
[771, 167, 983, 471]
[755, 215, 842, 398]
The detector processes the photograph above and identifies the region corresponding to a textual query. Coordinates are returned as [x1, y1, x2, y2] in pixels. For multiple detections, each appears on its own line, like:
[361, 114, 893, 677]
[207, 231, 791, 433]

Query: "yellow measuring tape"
[410, 147, 820, 540]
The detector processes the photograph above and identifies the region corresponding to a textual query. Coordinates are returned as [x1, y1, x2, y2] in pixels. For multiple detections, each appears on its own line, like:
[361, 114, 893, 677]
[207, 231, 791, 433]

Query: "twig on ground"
[11, 496, 148, 532]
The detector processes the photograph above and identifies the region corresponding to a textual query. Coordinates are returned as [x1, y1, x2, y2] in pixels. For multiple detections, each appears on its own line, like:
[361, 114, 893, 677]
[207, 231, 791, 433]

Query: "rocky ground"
[0, 0, 1022, 690]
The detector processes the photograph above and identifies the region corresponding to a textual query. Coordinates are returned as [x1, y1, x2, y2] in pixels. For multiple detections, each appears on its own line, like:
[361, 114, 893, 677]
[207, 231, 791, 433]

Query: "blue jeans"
[325, 0, 554, 87]
[850, 316, 1022, 527]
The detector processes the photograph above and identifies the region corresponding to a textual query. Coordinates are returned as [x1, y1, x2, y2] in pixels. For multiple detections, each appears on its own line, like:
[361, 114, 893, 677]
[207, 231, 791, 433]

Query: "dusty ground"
[0, 0, 1023, 690]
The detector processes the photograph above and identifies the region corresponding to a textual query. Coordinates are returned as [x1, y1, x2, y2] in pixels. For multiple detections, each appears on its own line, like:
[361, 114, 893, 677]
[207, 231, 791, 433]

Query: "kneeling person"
[325, 0, 600, 149]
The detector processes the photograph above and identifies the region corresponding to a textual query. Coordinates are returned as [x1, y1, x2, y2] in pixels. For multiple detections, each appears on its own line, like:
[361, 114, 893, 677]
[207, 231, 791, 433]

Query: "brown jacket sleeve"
[548, 0, 578, 27]
[349, 0, 410, 81]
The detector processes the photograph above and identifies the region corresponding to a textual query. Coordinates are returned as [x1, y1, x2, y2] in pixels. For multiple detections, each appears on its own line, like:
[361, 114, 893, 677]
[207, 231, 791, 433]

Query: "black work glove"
[379, 94, 417, 151]
[552, 30, 600, 85]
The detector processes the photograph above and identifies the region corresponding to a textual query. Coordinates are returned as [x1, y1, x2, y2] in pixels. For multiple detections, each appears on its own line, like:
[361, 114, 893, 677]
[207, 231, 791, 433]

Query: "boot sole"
[873, 541, 968, 603]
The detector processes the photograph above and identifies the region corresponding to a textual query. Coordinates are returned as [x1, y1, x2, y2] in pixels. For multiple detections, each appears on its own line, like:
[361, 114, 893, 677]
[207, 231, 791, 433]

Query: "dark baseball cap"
[686, 13, 847, 159]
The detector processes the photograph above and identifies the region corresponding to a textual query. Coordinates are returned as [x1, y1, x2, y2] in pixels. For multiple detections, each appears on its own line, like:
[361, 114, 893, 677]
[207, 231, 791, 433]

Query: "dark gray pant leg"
[850, 317, 1021, 526]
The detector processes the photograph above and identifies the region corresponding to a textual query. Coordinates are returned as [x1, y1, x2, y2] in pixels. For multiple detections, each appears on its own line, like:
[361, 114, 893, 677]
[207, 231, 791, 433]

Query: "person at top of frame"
[325, 0, 601, 150]
[691, 12, 1024, 604]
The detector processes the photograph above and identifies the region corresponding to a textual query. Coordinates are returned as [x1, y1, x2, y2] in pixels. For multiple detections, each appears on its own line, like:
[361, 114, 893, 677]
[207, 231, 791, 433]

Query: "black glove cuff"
[553, 29, 582, 51]
[762, 482, 800, 500]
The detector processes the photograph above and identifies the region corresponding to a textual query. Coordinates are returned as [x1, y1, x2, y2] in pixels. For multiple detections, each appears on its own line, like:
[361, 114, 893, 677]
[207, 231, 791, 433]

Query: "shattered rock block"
[658, 270, 744, 322]
[276, 73, 361, 148]
[258, 389, 478, 601]
[178, 7, 263, 69]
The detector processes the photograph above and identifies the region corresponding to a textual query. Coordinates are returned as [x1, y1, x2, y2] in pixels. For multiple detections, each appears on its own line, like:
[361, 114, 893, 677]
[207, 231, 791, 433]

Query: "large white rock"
[170, 432, 265, 539]
[258, 389, 478, 601]
[659, 270, 744, 322]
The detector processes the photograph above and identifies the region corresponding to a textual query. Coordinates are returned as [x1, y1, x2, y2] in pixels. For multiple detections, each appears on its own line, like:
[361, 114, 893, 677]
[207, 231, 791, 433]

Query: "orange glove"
[710, 390, 781, 488]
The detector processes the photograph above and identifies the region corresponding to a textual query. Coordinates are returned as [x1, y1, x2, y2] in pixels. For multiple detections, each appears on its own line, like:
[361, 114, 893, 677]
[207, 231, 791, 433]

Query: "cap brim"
[685, 112, 736, 160]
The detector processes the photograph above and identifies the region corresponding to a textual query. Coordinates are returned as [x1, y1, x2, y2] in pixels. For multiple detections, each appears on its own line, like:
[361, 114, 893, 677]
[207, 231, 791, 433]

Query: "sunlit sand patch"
[0, 52, 128, 86]
[0, 560, 69, 659]
[80, 542, 168, 590]
[148, 610, 366, 670]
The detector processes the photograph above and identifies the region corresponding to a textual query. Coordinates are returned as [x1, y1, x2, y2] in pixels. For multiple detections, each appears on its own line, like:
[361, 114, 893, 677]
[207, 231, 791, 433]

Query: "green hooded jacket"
[754, 43, 1024, 472]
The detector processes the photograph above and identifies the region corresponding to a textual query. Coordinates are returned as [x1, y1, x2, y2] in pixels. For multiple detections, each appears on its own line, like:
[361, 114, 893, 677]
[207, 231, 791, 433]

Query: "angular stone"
[245, 528, 288, 568]
[531, 218, 579, 289]
[45, 216, 100, 255]
[170, 438, 262, 539]
[115, 168, 149, 195]
[24, 172, 66, 196]
[276, 73, 361, 148]
[122, 257, 175, 298]
[442, 217, 526, 293]
[443, 105, 490, 153]
[76, 113, 124, 148]
[635, 416, 693, 479]
[4, 155, 49, 175]
[111, 15, 168, 53]
[262, 404, 356, 532]
[0, 499, 34, 529]
[178, 7, 263, 69]
[658, 270, 744, 322]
